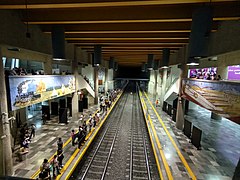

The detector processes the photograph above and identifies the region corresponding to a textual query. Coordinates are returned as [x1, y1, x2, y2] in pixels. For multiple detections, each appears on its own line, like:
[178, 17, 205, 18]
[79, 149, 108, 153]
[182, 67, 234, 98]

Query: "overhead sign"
[8, 75, 75, 111]
[182, 79, 240, 124]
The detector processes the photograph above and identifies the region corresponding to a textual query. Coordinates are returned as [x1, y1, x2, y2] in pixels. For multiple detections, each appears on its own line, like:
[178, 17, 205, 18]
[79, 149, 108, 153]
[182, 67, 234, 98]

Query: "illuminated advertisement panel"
[182, 79, 240, 124]
[8, 75, 75, 111]
[228, 65, 240, 80]
[188, 67, 217, 80]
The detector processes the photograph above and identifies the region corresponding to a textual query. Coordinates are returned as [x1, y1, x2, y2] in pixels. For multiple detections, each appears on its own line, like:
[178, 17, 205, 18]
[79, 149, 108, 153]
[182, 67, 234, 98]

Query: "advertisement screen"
[8, 75, 75, 111]
[189, 67, 217, 80]
[228, 65, 240, 80]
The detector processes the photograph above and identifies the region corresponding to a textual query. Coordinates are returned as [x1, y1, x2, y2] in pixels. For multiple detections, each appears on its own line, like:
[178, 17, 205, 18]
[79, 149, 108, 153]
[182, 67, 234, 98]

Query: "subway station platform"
[12, 104, 100, 178]
[12, 89, 239, 180]
[146, 94, 239, 180]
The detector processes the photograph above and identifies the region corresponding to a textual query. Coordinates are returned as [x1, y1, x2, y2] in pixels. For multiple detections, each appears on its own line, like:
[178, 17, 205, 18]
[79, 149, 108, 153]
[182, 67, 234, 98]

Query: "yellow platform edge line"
[30, 109, 99, 179]
[55, 129, 95, 180]
[148, 114, 173, 180]
[141, 92, 173, 180]
[63, 91, 123, 180]
[144, 92, 197, 180]
[139, 95, 164, 180]
[31, 133, 71, 179]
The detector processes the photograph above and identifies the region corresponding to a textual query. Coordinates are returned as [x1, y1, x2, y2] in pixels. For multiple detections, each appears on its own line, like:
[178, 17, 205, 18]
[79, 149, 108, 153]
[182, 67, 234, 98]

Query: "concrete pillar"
[153, 70, 158, 100]
[0, 47, 13, 175]
[43, 56, 52, 75]
[19, 108, 27, 124]
[78, 63, 83, 75]
[176, 63, 188, 130]
[44, 56, 53, 110]
[71, 46, 79, 121]
[160, 69, 167, 105]
[94, 67, 99, 105]
[217, 65, 228, 80]
[105, 68, 108, 93]
[211, 112, 222, 120]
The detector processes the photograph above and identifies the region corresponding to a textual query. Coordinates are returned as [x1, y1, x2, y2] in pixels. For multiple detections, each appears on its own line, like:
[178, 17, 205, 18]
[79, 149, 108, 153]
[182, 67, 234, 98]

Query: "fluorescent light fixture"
[95, 63, 100, 66]
[148, 67, 153, 70]
[53, 58, 66, 61]
[187, 62, 199, 66]
[161, 66, 169, 69]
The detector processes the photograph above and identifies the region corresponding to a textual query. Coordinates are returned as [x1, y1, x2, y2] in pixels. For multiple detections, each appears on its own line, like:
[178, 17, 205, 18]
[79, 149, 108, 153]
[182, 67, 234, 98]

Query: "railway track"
[126, 85, 152, 180]
[71, 83, 159, 180]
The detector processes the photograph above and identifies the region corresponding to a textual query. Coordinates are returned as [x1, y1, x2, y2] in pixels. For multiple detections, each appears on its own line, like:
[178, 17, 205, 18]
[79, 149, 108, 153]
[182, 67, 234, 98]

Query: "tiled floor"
[13, 93, 240, 180]
[12, 104, 100, 178]
[151, 97, 240, 179]
[185, 106, 240, 170]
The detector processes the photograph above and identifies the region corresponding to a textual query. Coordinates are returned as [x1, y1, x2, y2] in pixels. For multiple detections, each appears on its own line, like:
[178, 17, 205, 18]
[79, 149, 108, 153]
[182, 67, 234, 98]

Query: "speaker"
[59, 99, 66, 108]
[51, 102, 59, 115]
[59, 108, 68, 123]
[173, 98, 178, 109]
[167, 104, 172, 116]
[67, 97, 72, 108]
[162, 101, 167, 112]
[42, 105, 50, 120]
[191, 125, 202, 150]
[83, 97, 88, 109]
[172, 108, 177, 122]
[78, 100, 83, 112]
[183, 119, 192, 138]
[185, 100, 189, 115]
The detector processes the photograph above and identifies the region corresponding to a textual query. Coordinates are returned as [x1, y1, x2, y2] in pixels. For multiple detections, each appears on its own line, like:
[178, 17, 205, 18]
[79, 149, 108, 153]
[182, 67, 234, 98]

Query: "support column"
[153, 70, 158, 100]
[0, 47, 13, 175]
[105, 68, 108, 93]
[176, 63, 188, 130]
[44, 56, 53, 112]
[94, 67, 99, 105]
[160, 69, 167, 106]
[19, 108, 27, 124]
[71, 46, 79, 120]
[43, 56, 52, 75]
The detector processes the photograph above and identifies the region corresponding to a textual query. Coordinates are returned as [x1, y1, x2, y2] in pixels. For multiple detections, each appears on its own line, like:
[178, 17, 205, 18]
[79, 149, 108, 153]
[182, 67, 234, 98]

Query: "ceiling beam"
[81, 47, 180, 49]
[65, 33, 189, 38]
[19, 2, 239, 24]
[26, 17, 239, 25]
[0, 0, 238, 9]
[45, 30, 192, 34]
[40, 22, 219, 32]
[75, 43, 187, 45]
[66, 37, 189, 41]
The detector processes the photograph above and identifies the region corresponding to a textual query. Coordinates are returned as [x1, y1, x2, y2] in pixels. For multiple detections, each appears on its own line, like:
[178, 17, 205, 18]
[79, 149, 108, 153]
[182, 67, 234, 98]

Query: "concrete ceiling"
[0, 0, 239, 67]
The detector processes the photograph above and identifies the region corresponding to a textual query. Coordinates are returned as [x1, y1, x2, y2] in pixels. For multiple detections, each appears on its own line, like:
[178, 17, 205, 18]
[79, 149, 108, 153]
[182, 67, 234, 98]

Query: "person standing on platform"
[71, 130, 75, 146]
[40, 159, 51, 179]
[51, 155, 61, 177]
[57, 137, 63, 150]
[30, 124, 36, 139]
[93, 117, 96, 128]
[156, 99, 159, 107]
[83, 121, 87, 133]
[57, 149, 64, 168]
[77, 127, 85, 149]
